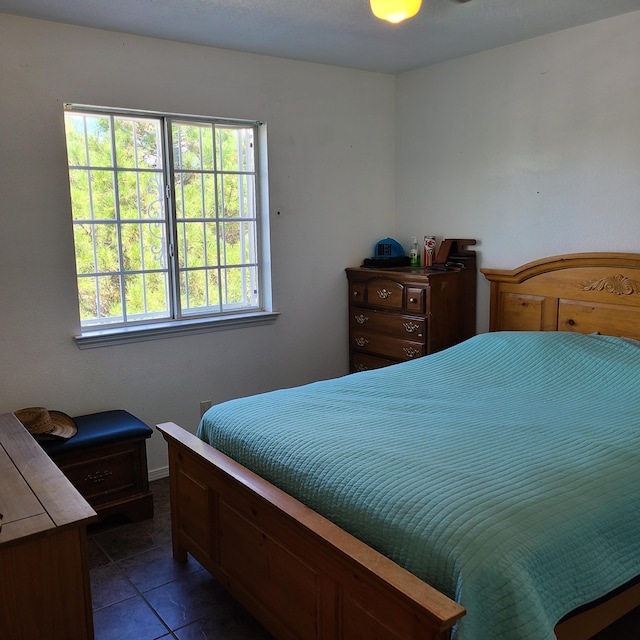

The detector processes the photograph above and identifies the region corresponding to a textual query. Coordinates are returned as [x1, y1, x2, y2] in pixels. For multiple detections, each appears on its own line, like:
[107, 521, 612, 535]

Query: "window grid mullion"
[109, 115, 128, 324]
[164, 117, 181, 322]
[198, 126, 210, 309]
[131, 122, 150, 318]
[237, 128, 247, 304]
[79, 115, 104, 320]
[214, 126, 224, 310]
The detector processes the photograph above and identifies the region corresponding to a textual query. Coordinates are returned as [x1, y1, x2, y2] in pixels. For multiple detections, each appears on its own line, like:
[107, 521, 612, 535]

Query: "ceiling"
[1, 0, 638, 74]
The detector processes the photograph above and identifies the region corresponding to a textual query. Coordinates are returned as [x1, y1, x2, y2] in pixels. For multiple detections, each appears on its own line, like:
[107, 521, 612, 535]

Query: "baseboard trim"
[149, 466, 169, 482]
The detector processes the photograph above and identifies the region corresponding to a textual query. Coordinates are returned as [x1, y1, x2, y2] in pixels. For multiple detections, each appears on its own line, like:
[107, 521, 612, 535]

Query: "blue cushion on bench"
[39, 410, 152, 456]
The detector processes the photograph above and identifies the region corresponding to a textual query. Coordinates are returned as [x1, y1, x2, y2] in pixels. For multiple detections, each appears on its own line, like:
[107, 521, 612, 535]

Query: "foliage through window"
[64, 105, 270, 337]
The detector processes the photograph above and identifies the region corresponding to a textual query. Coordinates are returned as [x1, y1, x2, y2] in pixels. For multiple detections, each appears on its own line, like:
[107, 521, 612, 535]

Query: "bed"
[158, 252, 640, 640]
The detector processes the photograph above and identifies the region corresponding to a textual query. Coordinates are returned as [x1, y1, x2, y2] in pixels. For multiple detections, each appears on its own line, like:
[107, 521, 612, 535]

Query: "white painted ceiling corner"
[0, 0, 638, 74]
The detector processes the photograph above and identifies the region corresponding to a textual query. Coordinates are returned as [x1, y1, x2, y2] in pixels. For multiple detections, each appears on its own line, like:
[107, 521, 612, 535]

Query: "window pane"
[114, 118, 162, 170]
[120, 224, 142, 271]
[125, 273, 146, 315]
[224, 267, 244, 306]
[64, 113, 89, 167]
[220, 221, 239, 264]
[143, 272, 170, 315]
[68, 170, 92, 221]
[181, 269, 205, 310]
[172, 119, 260, 320]
[182, 221, 206, 269]
[118, 171, 164, 221]
[205, 222, 220, 266]
[79, 274, 123, 324]
[94, 224, 120, 273]
[86, 170, 116, 220]
[64, 114, 89, 166]
[177, 222, 187, 269]
[124, 273, 169, 319]
[83, 116, 113, 168]
[119, 221, 167, 273]
[175, 172, 206, 219]
[98, 274, 123, 320]
[220, 221, 257, 266]
[217, 126, 254, 172]
[73, 223, 97, 275]
[239, 221, 257, 264]
[219, 174, 251, 218]
[140, 221, 167, 271]
[203, 174, 217, 218]
[223, 266, 258, 309]
[181, 267, 227, 316]
[172, 122, 214, 171]
[77, 276, 98, 321]
[207, 269, 221, 308]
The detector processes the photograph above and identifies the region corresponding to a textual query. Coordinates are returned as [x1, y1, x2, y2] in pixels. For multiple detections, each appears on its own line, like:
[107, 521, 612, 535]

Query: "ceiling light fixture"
[370, 0, 422, 24]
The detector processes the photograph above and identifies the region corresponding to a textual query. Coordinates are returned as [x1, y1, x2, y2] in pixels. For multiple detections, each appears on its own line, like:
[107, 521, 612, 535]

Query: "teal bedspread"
[197, 331, 640, 640]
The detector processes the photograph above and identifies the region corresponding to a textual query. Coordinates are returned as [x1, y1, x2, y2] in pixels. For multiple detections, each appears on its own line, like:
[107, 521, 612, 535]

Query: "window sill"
[74, 311, 280, 349]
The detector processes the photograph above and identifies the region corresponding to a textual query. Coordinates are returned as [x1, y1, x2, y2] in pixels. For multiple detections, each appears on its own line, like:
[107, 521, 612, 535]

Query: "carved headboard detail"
[481, 253, 640, 339]
[578, 275, 640, 296]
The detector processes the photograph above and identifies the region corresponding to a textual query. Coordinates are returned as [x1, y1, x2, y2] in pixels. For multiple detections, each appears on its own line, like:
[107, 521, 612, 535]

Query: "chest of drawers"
[346, 248, 476, 372]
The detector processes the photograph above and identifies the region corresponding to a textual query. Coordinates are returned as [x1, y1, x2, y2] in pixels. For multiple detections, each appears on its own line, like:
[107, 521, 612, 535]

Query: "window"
[64, 104, 275, 347]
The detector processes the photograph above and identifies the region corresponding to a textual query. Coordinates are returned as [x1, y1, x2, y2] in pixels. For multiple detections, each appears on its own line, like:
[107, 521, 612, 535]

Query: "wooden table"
[0, 412, 97, 639]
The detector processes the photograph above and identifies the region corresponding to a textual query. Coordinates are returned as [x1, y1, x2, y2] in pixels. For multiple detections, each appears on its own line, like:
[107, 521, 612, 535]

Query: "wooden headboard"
[481, 253, 640, 339]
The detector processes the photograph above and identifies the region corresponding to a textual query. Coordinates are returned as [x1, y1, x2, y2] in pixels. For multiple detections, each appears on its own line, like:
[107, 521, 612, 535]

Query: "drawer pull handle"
[353, 291, 360, 297]
[403, 321, 420, 333]
[85, 470, 113, 484]
[355, 364, 369, 372]
[377, 289, 391, 299]
[354, 314, 369, 324]
[355, 337, 369, 347]
[403, 347, 421, 358]
[409, 297, 417, 304]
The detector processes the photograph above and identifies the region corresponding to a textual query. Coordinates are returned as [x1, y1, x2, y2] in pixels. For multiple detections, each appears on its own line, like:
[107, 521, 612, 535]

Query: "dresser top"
[0, 413, 96, 546]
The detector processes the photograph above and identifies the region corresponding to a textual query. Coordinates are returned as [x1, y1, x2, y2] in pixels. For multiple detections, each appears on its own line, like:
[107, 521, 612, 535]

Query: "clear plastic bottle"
[410, 237, 420, 266]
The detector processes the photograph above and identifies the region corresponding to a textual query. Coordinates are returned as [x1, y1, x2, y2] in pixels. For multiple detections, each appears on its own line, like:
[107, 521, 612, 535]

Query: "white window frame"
[64, 104, 277, 349]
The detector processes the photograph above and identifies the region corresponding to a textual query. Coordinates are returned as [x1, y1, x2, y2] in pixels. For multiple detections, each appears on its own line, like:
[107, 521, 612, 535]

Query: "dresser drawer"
[365, 278, 406, 311]
[350, 281, 366, 304]
[351, 331, 424, 361]
[406, 287, 426, 314]
[350, 309, 425, 340]
[351, 352, 397, 372]
[52, 439, 146, 508]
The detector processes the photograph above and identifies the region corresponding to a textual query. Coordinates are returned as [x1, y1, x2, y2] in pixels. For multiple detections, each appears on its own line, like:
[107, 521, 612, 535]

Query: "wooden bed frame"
[158, 252, 640, 640]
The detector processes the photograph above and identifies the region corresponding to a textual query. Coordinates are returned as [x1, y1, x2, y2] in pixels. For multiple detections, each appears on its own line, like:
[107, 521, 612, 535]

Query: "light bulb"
[370, 0, 422, 24]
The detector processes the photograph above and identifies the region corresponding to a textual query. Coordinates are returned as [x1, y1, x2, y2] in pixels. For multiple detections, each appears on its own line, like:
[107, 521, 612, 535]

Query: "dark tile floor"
[89, 477, 639, 640]
[88, 477, 273, 640]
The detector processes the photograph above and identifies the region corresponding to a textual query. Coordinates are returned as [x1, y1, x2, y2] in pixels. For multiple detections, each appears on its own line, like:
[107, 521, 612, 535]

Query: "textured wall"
[396, 11, 640, 331]
[0, 15, 396, 475]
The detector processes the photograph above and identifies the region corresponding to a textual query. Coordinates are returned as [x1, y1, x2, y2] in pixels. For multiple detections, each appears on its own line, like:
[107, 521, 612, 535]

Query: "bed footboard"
[157, 422, 465, 640]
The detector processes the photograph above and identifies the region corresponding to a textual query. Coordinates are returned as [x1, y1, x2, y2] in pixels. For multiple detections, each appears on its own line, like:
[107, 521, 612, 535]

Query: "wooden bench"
[40, 410, 154, 523]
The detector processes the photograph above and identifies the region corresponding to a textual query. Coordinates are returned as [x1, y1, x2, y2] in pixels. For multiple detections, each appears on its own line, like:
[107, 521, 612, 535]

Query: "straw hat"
[14, 407, 77, 439]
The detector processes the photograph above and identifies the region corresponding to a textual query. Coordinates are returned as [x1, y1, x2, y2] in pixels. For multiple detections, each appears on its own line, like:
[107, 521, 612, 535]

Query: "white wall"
[4, 11, 639, 476]
[0, 15, 396, 475]
[396, 11, 640, 331]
